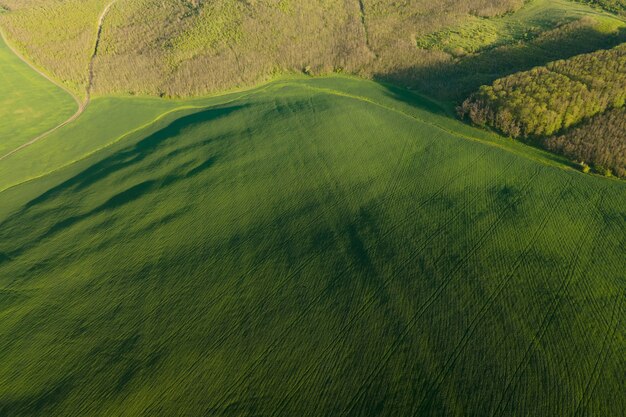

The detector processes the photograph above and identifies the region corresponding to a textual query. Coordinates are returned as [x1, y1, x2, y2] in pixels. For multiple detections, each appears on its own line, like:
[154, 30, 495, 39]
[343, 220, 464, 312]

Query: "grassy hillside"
[415, 0, 625, 55]
[0, 0, 110, 94]
[2, 0, 624, 99]
[0, 78, 624, 417]
[0, 33, 76, 156]
[576, 0, 626, 15]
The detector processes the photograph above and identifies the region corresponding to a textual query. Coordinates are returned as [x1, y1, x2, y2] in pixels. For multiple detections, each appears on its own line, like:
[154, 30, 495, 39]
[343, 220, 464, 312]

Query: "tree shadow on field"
[0, 377, 75, 417]
[0, 105, 246, 260]
[376, 24, 626, 103]
[365, 23, 626, 172]
[25, 104, 246, 207]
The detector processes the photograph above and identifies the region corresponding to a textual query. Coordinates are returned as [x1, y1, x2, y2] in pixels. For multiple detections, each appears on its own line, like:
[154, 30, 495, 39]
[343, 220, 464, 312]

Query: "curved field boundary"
[0, 83, 277, 195]
[0, 0, 117, 162]
[0, 28, 81, 109]
[0, 28, 84, 162]
[1, 77, 620, 197]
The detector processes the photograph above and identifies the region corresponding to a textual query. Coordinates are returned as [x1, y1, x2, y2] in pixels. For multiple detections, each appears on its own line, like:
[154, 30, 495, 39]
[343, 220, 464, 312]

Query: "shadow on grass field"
[0, 79, 624, 417]
[381, 23, 626, 102]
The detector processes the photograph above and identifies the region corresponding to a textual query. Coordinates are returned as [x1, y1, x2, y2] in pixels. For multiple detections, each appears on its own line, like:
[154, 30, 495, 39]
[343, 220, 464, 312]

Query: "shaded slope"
[0, 82, 624, 417]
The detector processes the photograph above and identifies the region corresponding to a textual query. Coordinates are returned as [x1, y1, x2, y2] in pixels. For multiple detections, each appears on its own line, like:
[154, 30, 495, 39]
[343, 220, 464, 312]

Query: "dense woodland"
[461, 43, 626, 177]
[546, 107, 626, 177]
[460, 43, 626, 136]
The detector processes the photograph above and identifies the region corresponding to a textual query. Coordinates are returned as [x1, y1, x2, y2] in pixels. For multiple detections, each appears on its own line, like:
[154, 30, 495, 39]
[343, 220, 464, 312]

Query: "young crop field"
[1, 0, 625, 415]
[0, 33, 76, 156]
[0, 77, 624, 417]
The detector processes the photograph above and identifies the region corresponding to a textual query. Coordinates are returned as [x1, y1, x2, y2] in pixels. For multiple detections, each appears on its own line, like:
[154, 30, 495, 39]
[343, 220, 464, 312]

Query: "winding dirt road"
[87, 0, 116, 103]
[0, 0, 117, 162]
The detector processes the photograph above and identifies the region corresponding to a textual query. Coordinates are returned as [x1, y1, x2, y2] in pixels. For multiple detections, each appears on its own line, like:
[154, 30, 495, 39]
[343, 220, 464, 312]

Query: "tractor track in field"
[206, 153, 532, 415]
[574, 292, 623, 416]
[0, 0, 117, 162]
[338, 167, 542, 417]
[414, 176, 573, 414]
[180, 120, 484, 389]
[264, 155, 518, 417]
[489, 188, 607, 417]
[87, 0, 117, 103]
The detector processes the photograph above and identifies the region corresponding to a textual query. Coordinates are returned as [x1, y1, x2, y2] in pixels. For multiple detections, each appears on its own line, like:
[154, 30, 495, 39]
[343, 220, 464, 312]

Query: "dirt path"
[87, 0, 117, 103]
[0, 0, 117, 162]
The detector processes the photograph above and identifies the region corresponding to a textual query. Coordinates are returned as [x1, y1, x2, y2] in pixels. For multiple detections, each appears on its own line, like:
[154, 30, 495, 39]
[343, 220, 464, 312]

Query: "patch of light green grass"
[0, 34, 76, 155]
[416, 0, 626, 55]
[0, 76, 571, 196]
[170, 1, 244, 60]
[0, 80, 285, 193]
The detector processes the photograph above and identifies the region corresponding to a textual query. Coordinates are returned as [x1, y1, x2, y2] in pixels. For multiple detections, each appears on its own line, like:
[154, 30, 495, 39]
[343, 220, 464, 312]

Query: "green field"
[0, 33, 76, 156]
[0, 77, 624, 416]
[1, 0, 625, 415]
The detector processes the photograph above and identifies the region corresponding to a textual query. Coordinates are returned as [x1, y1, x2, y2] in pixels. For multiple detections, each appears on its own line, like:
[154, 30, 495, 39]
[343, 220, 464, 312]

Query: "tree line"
[460, 43, 626, 177]
[546, 107, 625, 177]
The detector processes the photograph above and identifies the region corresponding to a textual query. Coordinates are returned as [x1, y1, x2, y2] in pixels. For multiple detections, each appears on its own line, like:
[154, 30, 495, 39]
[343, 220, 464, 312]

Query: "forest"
[546, 107, 626, 177]
[460, 42, 626, 177]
